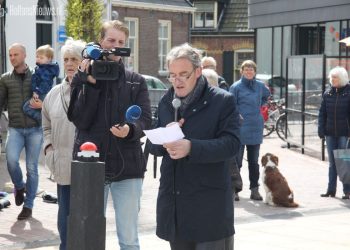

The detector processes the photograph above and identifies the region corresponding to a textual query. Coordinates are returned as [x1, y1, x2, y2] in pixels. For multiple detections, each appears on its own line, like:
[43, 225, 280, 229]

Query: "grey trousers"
[170, 235, 234, 250]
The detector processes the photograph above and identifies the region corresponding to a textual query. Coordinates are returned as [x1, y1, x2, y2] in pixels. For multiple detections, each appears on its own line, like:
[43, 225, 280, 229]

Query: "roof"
[112, 0, 194, 13]
[115, 0, 192, 8]
[220, 0, 252, 32]
[191, 0, 253, 35]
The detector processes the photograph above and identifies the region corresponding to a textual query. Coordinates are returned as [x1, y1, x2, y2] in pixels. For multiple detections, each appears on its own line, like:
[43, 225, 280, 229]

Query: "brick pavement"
[0, 134, 349, 250]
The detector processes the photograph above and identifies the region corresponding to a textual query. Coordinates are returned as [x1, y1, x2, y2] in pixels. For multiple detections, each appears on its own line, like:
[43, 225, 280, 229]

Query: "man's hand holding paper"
[143, 122, 185, 145]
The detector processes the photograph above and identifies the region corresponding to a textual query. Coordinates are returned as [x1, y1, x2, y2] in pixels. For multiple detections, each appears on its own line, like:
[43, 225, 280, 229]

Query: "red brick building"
[112, 0, 194, 83]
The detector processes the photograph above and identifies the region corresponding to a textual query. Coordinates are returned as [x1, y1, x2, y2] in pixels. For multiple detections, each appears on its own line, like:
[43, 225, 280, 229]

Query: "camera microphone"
[172, 98, 181, 122]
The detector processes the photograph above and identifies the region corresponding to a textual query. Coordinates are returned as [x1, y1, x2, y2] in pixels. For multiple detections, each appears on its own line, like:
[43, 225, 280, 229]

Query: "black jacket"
[218, 75, 229, 91]
[68, 63, 152, 181]
[151, 79, 240, 242]
[318, 84, 350, 138]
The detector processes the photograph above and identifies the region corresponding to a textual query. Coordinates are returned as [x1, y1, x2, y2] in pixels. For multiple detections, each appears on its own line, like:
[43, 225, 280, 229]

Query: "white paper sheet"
[143, 123, 185, 145]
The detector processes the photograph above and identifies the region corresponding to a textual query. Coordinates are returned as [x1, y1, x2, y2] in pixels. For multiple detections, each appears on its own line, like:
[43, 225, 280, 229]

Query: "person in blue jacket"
[150, 43, 240, 250]
[229, 60, 270, 201]
[318, 66, 350, 199]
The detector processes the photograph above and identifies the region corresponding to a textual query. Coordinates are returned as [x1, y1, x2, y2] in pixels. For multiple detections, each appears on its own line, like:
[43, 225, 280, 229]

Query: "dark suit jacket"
[151, 78, 240, 242]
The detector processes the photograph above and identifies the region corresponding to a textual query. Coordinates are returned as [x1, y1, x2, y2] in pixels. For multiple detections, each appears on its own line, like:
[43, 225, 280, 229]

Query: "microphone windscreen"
[125, 105, 142, 122]
[172, 98, 181, 109]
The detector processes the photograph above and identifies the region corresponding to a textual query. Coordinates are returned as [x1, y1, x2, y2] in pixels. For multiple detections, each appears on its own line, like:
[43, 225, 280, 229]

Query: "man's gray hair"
[61, 38, 86, 60]
[329, 66, 349, 87]
[166, 43, 202, 69]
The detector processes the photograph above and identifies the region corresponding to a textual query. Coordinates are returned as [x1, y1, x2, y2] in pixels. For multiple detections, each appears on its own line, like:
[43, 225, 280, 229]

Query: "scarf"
[175, 76, 206, 117]
[241, 75, 256, 90]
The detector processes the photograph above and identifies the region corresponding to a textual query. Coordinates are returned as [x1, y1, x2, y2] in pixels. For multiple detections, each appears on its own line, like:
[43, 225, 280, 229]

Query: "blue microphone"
[85, 44, 102, 60]
[115, 105, 142, 129]
[125, 105, 142, 123]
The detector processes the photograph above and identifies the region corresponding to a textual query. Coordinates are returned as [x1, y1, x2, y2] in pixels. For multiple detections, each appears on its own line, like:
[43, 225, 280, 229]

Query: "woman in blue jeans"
[42, 38, 86, 250]
[318, 66, 350, 199]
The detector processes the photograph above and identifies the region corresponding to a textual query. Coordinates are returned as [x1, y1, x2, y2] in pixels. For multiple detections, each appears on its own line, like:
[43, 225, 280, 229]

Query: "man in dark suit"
[151, 43, 240, 250]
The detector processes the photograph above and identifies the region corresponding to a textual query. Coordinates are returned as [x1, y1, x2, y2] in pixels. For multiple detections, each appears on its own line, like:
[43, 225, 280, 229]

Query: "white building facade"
[5, 0, 68, 75]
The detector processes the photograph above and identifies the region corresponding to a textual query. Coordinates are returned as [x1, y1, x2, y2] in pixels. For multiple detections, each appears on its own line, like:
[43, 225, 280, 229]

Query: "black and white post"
[66, 142, 106, 250]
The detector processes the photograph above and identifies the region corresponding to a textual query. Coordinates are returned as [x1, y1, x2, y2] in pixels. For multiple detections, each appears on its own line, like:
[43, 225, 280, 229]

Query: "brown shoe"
[17, 207, 32, 220]
[15, 188, 25, 206]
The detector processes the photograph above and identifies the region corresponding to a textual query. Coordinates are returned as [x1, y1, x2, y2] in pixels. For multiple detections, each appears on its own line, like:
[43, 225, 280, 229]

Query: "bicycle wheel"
[263, 123, 275, 137]
[276, 113, 287, 141]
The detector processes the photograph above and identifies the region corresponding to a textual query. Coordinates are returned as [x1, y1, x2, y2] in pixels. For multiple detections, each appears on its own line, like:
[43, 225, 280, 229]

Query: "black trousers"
[170, 236, 234, 250]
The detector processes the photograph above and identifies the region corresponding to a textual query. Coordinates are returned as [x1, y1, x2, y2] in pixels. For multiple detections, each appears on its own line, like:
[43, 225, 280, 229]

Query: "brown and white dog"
[261, 153, 298, 208]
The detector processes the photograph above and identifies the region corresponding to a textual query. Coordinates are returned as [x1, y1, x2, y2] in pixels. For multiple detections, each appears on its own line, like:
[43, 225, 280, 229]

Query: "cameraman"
[68, 20, 152, 249]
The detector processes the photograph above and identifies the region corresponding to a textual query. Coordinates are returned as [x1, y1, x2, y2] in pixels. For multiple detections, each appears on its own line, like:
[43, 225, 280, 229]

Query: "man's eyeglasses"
[167, 68, 196, 83]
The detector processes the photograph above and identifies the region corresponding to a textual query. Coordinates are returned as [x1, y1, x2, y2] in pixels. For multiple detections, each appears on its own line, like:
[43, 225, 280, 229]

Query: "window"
[36, 0, 52, 47]
[158, 20, 171, 73]
[193, 2, 216, 28]
[325, 22, 340, 56]
[296, 24, 325, 55]
[124, 18, 139, 72]
[257, 28, 272, 75]
[234, 50, 254, 81]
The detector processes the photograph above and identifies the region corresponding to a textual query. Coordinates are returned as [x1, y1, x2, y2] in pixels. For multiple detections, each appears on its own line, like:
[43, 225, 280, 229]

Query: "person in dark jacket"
[0, 43, 43, 220]
[150, 43, 240, 250]
[318, 66, 350, 199]
[67, 20, 152, 249]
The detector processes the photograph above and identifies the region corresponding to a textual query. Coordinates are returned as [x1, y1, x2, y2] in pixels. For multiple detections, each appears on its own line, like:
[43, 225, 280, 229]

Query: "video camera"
[82, 43, 131, 80]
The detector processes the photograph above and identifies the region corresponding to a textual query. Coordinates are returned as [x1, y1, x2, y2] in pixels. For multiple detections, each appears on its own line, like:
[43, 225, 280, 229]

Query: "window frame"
[192, 1, 217, 29]
[124, 17, 139, 72]
[158, 20, 171, 75]
[36, 0, 53, 47]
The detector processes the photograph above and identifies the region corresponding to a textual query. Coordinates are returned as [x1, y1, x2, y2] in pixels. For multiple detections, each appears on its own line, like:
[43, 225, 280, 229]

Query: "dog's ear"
[272, 155, 279, 166]
[261, 154, 267, 167]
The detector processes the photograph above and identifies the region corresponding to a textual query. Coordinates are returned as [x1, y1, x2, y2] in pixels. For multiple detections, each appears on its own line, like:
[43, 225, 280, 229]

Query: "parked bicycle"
[275, 112, 288, 141]
[263, 97, 285, 138]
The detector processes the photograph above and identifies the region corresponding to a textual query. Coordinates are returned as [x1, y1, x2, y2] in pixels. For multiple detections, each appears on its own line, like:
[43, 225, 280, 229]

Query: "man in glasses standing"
[150, 43, 240, 250]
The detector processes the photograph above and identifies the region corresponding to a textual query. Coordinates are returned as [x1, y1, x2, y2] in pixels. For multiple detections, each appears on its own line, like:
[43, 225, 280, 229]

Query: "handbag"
[260, 106, 269, 122]
[259, 84, 269, 122]
[333, 140, 350, 185]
